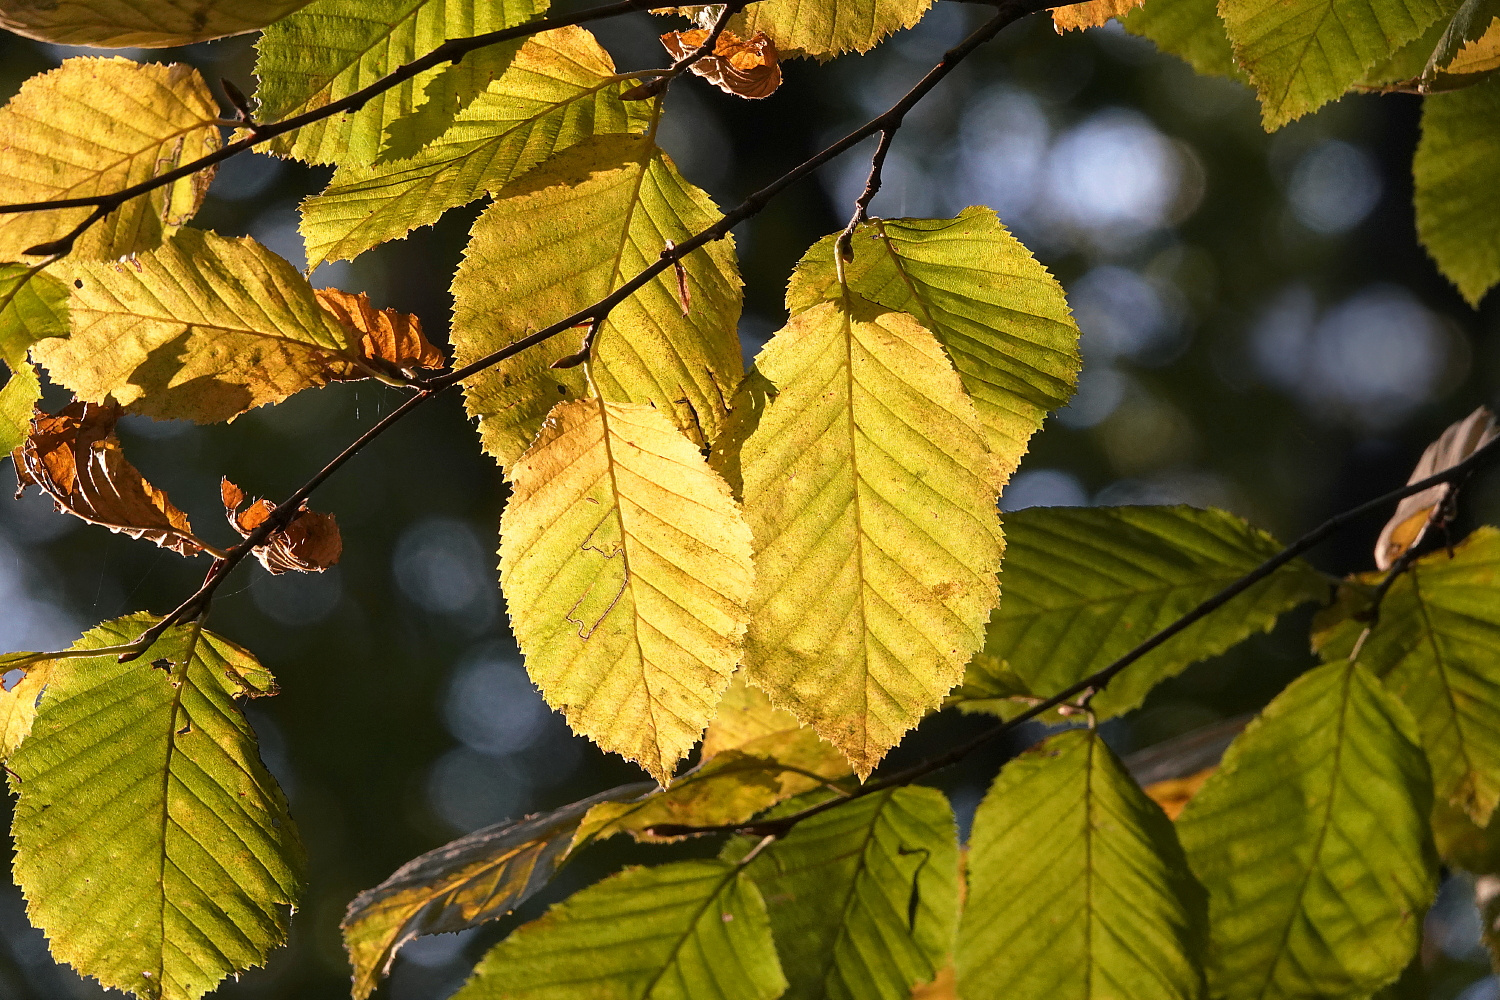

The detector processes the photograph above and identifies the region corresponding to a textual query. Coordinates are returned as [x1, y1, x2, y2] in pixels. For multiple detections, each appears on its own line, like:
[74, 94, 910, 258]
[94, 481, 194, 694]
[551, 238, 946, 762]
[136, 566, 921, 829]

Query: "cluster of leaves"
[0, 0, 1495, 998]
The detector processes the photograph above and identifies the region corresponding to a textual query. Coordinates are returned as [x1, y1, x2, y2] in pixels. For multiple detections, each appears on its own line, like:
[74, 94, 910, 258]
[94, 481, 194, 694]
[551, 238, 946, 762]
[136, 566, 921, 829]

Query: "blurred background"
[1, 1, 1498, 996]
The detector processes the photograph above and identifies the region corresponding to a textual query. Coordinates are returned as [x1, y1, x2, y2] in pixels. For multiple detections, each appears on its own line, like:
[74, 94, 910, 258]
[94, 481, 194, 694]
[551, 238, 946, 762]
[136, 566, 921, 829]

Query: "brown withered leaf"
[1051, 0, 1145, 31]
[221, 478, 342, 574]
[1375, 405, 1499, 570]
[315, 288, 446, 381]
[660, 28, 782, 99]
[12, 400, 205, 556]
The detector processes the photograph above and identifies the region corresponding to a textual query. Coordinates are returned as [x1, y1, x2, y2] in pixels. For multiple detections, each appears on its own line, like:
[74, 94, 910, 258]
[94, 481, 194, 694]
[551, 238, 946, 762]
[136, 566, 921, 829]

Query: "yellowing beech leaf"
[0, 660, 53, 759]
[1053, 0, 1147, 32]
[300, 26, 650, 268]
[499, 398, 754, 783]
[0, 0, 313, 46]
[1415, 76, 1500, 307]
[10, 614, 303, 1000]
[32, 229, 361, 424]
[741, 296, 1004, 777]
[452, 133, 743, 468]
[788, 209, 1080, 488]
[253, 0, 547, 166]
[0, 59, 220, 262]
[1375, 405, 1498, 569]
[675, 0, 934, 59]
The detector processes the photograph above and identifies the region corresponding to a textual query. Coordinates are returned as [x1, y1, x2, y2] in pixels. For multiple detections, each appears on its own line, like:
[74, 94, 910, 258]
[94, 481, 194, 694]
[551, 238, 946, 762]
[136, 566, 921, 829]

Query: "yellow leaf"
[1053, 0, 1147, 31]
[499, 397, 754, 783]
[1374, 405, 1497, 570]
[1447, 16, 1500, 74]
[0, 58, 221, 261]
[452, 132, 743, 469]
[0, 661, 53, 759]
[673, 0, 934, 59]
[1145, 766, 1217, 820]
[741, 296, 1004, 777]
[0, 0, 312, 47]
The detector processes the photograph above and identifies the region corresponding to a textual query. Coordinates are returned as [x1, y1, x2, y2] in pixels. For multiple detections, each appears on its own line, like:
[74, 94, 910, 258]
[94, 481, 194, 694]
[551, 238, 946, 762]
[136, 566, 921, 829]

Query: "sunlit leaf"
[0, 0, 313, 47]
[314, 288, 446, 377]
[957, 728, 1206, 1000]
[1177, 659, 1437, 1000]
[1374, 405, 1497, 569]
[1053, 0, 1147, 32]
[300, 26, 650, 268]
[0, 58, 220, 261]
[10, 614, 303, 1000]
[1414, 75, 1500, 307]
[1123, 0, 1248, 80]
[954, 505, 1327, 721]
[452, 132, 743, 468]
[32, 229, 361, 424]
[452, 859, 787, 1000]
[221, 479, 343, 574]
[342, 781, 654, 1000]
[0, 659, 53, 759]
[1, 264, 69, 368]
[1146, 766, 1217, 820]
[674, 0, 934, 59]
[499, 398, 753, 783]
[741, 294, 1003, 776]
[1, 362, 41, 457]
[660, 28, 783, 99]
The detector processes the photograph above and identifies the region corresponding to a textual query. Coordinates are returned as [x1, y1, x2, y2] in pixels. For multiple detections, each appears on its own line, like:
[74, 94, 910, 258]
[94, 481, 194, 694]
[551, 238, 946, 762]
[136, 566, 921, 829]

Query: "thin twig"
[836, 127, 897, 260]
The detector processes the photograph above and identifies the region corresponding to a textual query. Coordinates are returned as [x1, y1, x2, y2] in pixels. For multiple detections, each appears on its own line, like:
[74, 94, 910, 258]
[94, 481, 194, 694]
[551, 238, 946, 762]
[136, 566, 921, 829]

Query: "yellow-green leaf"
[0, 0, 313, 46]
[10, 614, 303, 1000]
[676, 0, 934, 59]
[0, 361, 40, 455]
[0, 659, 52, 759]
[32, 228, 361, 423]
[452, 132, 743, 468]
[1414, 75, 1500, 307]
[1, 264, 69, 368]
[0, 58, 221, 261]
[741, 295, 1003, 777]
[499, 397, 754, 783]
[299, 26, 651, 269]
[1123, 0, 1249, 80]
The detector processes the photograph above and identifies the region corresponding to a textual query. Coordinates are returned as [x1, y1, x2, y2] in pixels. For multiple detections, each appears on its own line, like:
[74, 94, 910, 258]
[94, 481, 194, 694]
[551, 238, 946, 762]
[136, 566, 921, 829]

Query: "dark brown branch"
[836, 127, 896, 260]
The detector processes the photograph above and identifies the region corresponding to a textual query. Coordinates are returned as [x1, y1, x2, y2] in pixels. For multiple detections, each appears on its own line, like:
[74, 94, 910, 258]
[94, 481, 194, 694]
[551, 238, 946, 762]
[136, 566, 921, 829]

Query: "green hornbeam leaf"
[0, 361, 41, 456]
[958, 728, 1206, 1000]
[253, 0, 547, 166]
[300, 26, 650, 269]
[1313, 528, 1500, 824]
[741, 294, 1004, 777]
[787, 208, 1080, 487]
[452, 131, 743, 468]
[1415, 75, 1500, 307]
[0, 58, 221, 262]
[32, 228, 361, 424]
[954, 505, 1328, 721]
[727, 786, 958, 1000]
[1219, 0, 1451, 127]
[1177, 659, 1437, 1000]
[1122, 0, 1248, 80]
[499, 398, 754, 783]
[1, 264, 69, 368]
[10, 614, 303, 1000]
[342, 782, 654, 1000]
[677, 0, 934, 58]
[452, 859, 787, 1000]
[0, 0, 313, 46]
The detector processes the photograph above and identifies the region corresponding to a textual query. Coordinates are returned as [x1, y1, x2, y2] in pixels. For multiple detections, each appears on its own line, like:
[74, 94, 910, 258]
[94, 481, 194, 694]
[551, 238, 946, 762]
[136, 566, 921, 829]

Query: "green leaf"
[31, 228, 361, 424]
[1, 264, 69, 368]
[379, 43, 521, 161]
[957, 728, 1206, 1000]
[678, 0, 935, 59]
[0, 58, 221, 261]
[1414, 75, 1500, 307]
[1219, 0, 1451, 127]
[253, 0, 548, 166]
[452, 859, 787, 1000]
[499, 398, 754, 783]
[1313, 528, 1500, 824]
[0, 0, 313, 47]
[10, 614, 303, 1000]
[300, 26, 651, 269]
[956, 505, 1327, 721]
[1426, 0, 1500, 75]
[741, 294, 1004, 776]
[452, 132, 743, 468]
[786, 208, 1080, 486]
[729, 786, 958, 1000]
[1177, 659, 1437, 1000]
[342, 781, 655, 1000]
[0, 361, 41, 456]
[1123, 0, 1249, 80]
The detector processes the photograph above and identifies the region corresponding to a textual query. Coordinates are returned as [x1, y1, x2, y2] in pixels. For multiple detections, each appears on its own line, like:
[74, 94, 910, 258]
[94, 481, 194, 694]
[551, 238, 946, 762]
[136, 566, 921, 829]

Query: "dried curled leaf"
[661, 28, 783, 99]
[222, 478, 342, 575]
[12, 400, 205, 557]
[1375, 405, 1498, 569]
[315, 289, 447, 381]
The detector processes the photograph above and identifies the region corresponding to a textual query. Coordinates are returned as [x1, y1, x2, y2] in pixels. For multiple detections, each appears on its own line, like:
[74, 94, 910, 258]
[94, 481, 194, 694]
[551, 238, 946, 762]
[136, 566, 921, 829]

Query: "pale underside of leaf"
[741, 296, 1003, 777]
[0, 58, 220, 262]
[1414, 75, 1500, 307]
[452, 132, 743, 468]
[499, 397, 753, 783]
[0, 0, 313, 46]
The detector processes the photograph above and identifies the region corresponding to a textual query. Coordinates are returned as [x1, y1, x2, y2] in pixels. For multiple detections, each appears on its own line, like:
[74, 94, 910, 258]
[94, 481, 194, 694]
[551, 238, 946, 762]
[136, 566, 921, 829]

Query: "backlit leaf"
[315, 288, 446, 377]
[787, 208, 1080, 486]
[300, 26, 650, 268]
[1414, 75, 1500, 307]
[1054, 0, 1147, 32]
[741, 294, 1003, 776]
[0, 361, 40, 456]
[499, 398, 754, 783]
[660, 29, 783, 99]
[1122, 0, 1248, 80]
[957, 728, 1206, 1000]
[0, 58, 220, 261]
[1177, 659, 1437, 1000]
[675, 0, 934, 59]
[221, 479, 343, 574]
[452, 859, 786, 1000]
[1, 264, 69, 368]
[32, 229, 361, 424]
[0, 0, 313, 47]
[954, 505, 1327, 721]
[10, 614, 303, 1000]
[342, 781, 654, 1000]
[1374, 406, 1497, 570]
[452, 132, 743, 468]
[0, 659, 53, 759]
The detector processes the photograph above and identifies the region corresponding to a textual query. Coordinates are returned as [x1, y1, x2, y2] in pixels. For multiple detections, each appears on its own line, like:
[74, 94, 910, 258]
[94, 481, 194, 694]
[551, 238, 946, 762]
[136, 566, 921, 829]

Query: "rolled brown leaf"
[661, 28, 782, 100]
[316, 288, 446, 380]
[222, 476, 342, 574]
